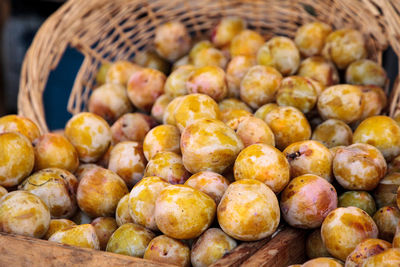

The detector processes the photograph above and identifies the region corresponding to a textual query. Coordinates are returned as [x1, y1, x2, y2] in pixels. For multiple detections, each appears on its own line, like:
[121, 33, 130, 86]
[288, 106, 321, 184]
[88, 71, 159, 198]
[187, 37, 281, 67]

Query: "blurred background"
[1, 0, 63, 115]
[0, 0, 398, 130]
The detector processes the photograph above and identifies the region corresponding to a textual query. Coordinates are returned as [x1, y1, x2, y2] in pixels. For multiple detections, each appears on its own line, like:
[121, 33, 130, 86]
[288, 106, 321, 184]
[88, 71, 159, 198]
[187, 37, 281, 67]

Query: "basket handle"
[367, 0, 400, 116]
[17, 0, 95, 133]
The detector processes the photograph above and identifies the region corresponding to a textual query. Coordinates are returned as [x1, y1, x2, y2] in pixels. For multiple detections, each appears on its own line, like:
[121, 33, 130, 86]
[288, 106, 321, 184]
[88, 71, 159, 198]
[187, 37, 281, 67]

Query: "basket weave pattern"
[18, 0, 400, 133]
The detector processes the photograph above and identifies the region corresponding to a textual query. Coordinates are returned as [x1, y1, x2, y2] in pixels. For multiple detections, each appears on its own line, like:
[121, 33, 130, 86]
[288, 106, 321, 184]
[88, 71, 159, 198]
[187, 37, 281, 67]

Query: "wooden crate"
[0, 226, 306, 267]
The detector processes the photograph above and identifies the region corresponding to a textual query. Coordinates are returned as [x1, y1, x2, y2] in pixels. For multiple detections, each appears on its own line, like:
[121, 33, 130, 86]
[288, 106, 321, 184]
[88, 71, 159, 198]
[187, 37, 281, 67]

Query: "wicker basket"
[18, 0, 400, 133]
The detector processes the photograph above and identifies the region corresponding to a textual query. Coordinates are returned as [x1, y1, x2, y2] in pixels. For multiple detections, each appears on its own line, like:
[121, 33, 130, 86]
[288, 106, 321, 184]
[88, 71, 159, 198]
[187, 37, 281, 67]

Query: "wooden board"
[210, 236, 272, 267]
[0, 232, 175, 267]
[241, 227, 307, 267]
[0, 227, 305, 267]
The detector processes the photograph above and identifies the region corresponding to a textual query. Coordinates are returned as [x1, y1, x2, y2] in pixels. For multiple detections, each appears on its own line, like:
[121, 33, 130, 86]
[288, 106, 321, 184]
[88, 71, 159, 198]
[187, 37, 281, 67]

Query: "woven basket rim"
[17, 0, 400, 133]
